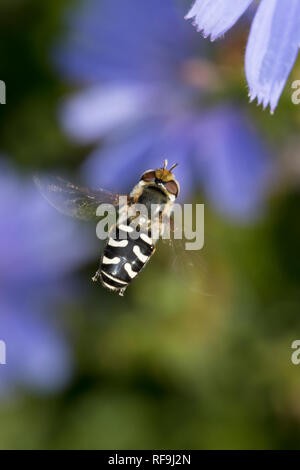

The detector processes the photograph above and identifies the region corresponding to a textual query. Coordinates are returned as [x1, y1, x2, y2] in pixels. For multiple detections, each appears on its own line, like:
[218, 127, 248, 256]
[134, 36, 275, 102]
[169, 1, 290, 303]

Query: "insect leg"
[118, 286, 127, 297]
[92, 270, 101, 282]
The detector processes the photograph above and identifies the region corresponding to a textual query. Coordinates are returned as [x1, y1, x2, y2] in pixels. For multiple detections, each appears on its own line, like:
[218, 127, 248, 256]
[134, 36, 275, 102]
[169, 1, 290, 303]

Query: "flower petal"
[193, 106, 273, 221]
[0, 163, 95, 284]
[0, 300, 73, 393]
[185, 0, 253, 40]
[55, 0, 194, 84]
[80, 118, 195, 199]
[80, 122, 158, 192]
[246, 0, 300, 113]
[59, 84, 155, 143]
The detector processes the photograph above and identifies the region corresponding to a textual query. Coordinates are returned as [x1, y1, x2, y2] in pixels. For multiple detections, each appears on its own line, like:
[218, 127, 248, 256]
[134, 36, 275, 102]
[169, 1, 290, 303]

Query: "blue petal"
[59, 84, 154, 143]
[55, 0, 195, 84]
[0, 164, 94, 283]
[185, 0, 253, 40]
[80, 122, 159, 192]
[193, 106, 273, 221]
[246, 0, 300, 113]
[80, 118, 195, 199]
[0, 300, 73, 393]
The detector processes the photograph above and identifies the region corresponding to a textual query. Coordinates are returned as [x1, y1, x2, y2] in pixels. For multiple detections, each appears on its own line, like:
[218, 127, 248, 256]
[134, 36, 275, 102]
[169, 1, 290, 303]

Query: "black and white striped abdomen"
[100, 223, 155, 295]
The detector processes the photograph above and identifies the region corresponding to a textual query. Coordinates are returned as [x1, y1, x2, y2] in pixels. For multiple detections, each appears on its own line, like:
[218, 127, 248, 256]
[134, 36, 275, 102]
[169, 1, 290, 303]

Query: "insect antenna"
[169, 162, 179, 172]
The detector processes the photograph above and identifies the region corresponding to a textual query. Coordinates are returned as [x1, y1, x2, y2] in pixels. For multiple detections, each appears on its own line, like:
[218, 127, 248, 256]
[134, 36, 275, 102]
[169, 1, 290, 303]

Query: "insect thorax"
[136, 185, 169, 208]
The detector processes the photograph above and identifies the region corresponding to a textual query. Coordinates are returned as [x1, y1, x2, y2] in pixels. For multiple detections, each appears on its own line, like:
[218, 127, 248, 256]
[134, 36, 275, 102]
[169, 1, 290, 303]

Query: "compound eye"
[141, 170, 156, 182]
[164, 180, 179, 197]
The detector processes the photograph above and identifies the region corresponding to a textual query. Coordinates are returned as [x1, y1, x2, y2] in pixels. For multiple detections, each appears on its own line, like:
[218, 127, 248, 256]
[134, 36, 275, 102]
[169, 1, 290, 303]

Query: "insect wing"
[34, 175, 130, 221]
[160, 211, 210, 295]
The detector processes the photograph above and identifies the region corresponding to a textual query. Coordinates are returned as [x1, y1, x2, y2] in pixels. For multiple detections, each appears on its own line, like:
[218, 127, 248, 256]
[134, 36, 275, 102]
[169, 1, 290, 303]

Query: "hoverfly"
[35, 160, 180, 296]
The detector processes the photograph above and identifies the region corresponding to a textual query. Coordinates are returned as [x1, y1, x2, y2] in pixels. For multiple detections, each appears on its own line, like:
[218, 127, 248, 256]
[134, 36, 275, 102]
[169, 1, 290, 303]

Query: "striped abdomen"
[100, 223, 155, 295]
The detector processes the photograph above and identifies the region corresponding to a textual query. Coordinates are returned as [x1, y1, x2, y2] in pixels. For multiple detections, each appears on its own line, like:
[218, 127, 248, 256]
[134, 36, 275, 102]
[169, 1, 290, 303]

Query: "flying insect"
[35, 160, 180, 296]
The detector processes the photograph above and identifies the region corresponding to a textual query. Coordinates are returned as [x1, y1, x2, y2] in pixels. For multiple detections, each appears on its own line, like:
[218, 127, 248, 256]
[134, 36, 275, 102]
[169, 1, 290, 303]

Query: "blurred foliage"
[1, 0, 300, 450]
[0, 0, 86, 170]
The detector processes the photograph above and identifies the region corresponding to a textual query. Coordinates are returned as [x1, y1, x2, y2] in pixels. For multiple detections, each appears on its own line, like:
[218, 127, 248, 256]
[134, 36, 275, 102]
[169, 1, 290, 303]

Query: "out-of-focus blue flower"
[193, 107, 272, 219]
[186, 0, 300, 113]
[55, 0, 273, 221]
[0, 161, 93, 395]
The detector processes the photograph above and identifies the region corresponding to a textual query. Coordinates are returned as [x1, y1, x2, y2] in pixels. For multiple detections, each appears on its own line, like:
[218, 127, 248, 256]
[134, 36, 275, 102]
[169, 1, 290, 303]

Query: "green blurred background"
[1, 0, 300, 450]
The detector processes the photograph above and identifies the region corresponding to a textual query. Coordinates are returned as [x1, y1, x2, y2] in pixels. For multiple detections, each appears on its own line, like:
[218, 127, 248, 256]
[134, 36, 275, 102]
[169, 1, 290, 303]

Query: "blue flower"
[186, 0, 300, 113]
[0, 161, 94, 395]
[54, 0, 273, 221]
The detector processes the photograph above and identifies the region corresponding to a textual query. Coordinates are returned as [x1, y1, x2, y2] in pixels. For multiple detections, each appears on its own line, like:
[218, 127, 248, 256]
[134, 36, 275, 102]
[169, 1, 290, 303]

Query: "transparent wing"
[160, 237, 212, 296]
[34, 175, 131, 221]
[159, 212, 211, 295]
